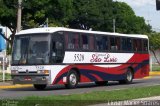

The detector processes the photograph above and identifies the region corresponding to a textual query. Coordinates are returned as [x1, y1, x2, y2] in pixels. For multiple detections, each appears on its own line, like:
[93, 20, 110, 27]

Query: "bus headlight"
[11, 70, 18, 74]
[37, 70, 49, 75]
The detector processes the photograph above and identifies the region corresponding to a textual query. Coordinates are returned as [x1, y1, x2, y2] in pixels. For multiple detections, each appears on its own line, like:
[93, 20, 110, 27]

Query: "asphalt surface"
[0, 76, 160, 99]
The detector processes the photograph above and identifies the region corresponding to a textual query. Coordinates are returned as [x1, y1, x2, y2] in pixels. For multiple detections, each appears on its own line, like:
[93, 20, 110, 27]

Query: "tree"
[148, 33, 160, 64]
[22, 0, 50, 29]
[0, 0, 74, 46]
[69, 0, 113, 31]
[0, 0, 152, 47]
[113, 2, 152, 34]
[0, 0, 17, 45]
[0, 0, 49, 44]
[46, 0, 74, 27]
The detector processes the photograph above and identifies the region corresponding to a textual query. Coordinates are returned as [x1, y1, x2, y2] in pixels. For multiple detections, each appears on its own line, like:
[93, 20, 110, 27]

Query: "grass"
[152, 64, 160, 71]
[0, 72, 11, 81]
[2, 85, 160, 106]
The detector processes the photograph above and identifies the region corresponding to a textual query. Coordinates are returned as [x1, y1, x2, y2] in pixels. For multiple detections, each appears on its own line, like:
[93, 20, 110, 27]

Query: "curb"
[143, 76, 152, 79]
[149, 71, 160, 76]
[0, 84, 32, 89]
[143, 71, 160, 79]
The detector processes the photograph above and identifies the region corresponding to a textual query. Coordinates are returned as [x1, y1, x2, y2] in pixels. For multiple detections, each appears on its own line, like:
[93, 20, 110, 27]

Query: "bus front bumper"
[11, 74, 49, 85]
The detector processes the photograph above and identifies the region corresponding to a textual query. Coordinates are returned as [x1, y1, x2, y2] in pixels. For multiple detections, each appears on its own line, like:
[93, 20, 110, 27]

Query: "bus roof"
[16, 27, 148, 39]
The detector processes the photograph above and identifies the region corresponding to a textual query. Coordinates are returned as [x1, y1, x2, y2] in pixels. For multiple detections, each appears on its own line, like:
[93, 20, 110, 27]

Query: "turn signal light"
[11, 70, 18, 74]
[43, 70, 49, 75]
[37, 70, 49, 75]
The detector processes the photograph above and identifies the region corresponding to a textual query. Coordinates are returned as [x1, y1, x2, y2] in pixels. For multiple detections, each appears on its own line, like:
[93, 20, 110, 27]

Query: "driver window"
[51, 32, 64, 63]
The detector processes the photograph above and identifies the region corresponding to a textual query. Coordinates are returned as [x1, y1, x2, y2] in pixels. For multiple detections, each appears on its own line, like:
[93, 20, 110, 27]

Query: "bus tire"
[95, 81, 108, 86]
[34, 84, 47, 90]
[65, 70, 79, 89]
[119, 68, 133, 84]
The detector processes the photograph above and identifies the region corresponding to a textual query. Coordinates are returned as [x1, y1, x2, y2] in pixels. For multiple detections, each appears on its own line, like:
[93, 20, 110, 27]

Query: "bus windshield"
[12, 34, 50, 65]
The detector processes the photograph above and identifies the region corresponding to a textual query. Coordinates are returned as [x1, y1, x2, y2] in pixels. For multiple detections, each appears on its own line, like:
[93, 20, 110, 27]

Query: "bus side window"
[133, 39, 138, 52]
[127, 38, 132, 51]
[115, 37, 120, 50]
[110, 37, 119, 51]
[96, 35, 102, 50]
[137, 39, 142, 52]
[122, 38, 127, 51]
[89, 35, 95, 50]
[110, 37, 116, 51]
[96, 35, 108, 51]
[143, 40, 148, 52]
[66, 32, 79, 49]
[102, 36, 108, 51]
[51, 32, 64, 63]
[81, 34, 89, 50]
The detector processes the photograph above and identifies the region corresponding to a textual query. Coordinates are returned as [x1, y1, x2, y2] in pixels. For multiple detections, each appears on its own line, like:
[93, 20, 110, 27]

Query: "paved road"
[0, 76, 160, 99]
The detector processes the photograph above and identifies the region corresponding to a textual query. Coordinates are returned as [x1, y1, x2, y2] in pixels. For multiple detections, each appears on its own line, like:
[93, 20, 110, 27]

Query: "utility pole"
[17, 0, 22, 32]
[46, 18, 49, 27]
[113, 19, 116, 33]
[2, 57, 5, 82]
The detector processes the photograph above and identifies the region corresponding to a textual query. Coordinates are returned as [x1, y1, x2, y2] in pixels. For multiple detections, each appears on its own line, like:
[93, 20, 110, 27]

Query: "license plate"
[24, 76, 32, 81]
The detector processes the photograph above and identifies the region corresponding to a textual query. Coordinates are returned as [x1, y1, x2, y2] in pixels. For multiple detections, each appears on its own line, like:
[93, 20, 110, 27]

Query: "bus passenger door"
[51, 32, 65, 63]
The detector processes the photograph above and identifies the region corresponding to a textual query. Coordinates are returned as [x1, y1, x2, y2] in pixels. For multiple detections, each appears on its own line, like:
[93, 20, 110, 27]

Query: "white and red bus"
[11, 27, 149, 90]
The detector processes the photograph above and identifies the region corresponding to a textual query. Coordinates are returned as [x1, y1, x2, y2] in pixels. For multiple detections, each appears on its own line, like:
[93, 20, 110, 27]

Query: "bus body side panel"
[51, 53, 149, 85]
[52, 64, 126, 85]
[133, 53, 150, 79]
[51, 52, 149, 84]
[78, 64, 127, 82]
[50, 65, 69, 85]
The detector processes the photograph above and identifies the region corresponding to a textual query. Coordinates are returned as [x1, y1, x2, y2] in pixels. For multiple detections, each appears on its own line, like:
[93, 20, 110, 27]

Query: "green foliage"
[22, 0, 74, 28]
[0, 0, 17, 32]
[22, 0, 50, 29]
[113, 2, 152, 34]
[148, 33, 160, 50]
[152, 64, 160, 71]
[0, 0, 152, 46]
[148, 33, 160, 64]
[69, 0, 113, 31]
[0, 73, 11, 81]
[8, 85, 160, 106]
[6, 45, 12, 55]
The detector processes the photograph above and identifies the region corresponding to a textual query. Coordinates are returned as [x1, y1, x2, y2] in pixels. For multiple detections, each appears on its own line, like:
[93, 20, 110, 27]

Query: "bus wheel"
[34, 84, 47, 90]
[95, 81, 108, 86]
[65, 70, 79, 89]
[119, 69, 133, 84]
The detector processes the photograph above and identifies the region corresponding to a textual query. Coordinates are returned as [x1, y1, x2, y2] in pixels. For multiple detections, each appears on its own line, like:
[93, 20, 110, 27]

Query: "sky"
[114, 0, 160, 32]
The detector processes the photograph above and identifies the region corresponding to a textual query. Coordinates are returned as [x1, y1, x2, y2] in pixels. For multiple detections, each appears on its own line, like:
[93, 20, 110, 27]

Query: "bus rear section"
[11, 27, 149, 90]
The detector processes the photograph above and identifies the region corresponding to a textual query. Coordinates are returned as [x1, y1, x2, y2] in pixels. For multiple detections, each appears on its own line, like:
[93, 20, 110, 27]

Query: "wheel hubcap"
[69, 73, 77, 85]
[127, 71, 132, 81]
